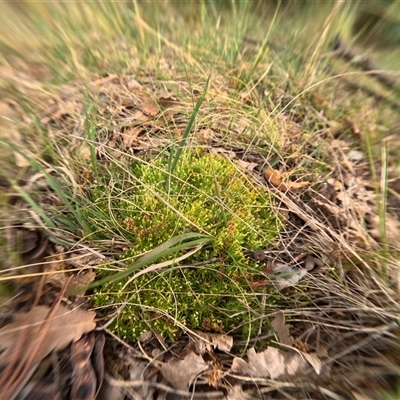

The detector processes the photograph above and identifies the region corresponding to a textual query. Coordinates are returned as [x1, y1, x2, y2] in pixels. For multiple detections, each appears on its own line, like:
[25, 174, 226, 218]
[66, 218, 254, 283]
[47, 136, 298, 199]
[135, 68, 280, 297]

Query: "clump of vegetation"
[92, 148, 281, 340]
[1, 1, 399, 396]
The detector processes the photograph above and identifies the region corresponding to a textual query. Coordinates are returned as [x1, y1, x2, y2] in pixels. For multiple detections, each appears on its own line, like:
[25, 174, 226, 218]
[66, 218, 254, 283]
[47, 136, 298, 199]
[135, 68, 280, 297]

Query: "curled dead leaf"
[191, 330, 233, 355]
[264, 167, 309, 191]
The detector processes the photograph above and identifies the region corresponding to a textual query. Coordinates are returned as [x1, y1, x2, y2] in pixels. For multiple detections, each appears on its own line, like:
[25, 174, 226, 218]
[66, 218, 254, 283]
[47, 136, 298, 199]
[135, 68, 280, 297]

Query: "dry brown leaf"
[209, 147, 236, 159]
[236, 159, 258, 172]
[0, 305, 96, 367]
[226, 384, 245, 400]
[264, 167, 285, 188]
[160, 351, 210, 391]
[264, 167, 309, 191]
[198, 128, 214, 144]
[77, 143, 92, 161]
[132, 109, 148, 122]
[158, 95, 181, 109]
[0, 101, 29, 168]
[122, 126, 143, 148]
[301, 352, 324, 375]
[191, 330, 233, 355]
[271, 312, 295, 346]
[126, 77, 142, 90]
[229, 347, 323, 380]
[140, 95, 159, 117]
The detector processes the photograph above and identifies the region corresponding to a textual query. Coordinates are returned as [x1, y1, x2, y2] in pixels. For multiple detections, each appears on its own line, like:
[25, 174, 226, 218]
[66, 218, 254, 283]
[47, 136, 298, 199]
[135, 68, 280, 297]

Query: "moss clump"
[92, 148, 281, 340]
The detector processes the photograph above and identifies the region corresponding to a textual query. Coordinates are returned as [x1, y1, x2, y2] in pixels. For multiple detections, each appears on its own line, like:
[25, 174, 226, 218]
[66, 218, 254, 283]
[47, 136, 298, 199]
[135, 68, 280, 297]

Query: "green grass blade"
[15, 186, 55, 228]
[84, 91, 99, 179]
[80, 232, 212, 291]
[168, 76, 210, 175]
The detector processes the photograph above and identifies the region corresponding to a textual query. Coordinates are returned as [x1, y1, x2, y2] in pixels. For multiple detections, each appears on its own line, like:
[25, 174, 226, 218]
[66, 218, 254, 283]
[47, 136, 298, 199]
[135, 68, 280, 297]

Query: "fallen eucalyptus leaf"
[0, 305, 96, 367]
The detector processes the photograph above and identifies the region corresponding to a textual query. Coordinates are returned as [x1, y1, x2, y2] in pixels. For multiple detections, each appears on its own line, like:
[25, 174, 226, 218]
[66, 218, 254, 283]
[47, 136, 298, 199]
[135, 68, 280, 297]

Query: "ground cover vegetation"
[0, 1, 400, 399]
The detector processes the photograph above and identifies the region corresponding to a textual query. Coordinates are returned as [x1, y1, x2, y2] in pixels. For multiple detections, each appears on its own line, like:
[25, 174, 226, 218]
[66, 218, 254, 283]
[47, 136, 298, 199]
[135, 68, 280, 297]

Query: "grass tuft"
[91, 147, 281, 340]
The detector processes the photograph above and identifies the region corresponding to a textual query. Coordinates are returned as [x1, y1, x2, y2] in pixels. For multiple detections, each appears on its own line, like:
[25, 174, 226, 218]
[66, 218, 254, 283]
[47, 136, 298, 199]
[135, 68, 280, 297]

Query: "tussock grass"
[90, 147, 281, 341]
[0, 0, 400, 398]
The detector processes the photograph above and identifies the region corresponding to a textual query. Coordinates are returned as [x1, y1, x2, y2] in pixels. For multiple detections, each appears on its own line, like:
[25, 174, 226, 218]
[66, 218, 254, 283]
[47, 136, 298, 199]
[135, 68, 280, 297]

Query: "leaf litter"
[229, 313, 326, 381]
[0, 304, 96, 367]
[0, 100, 31, 171]
[161, 351, 211, 391]
[42, 246, 102, 294]
[307, 141, 399, 250]
[131, 313, 326, 395]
